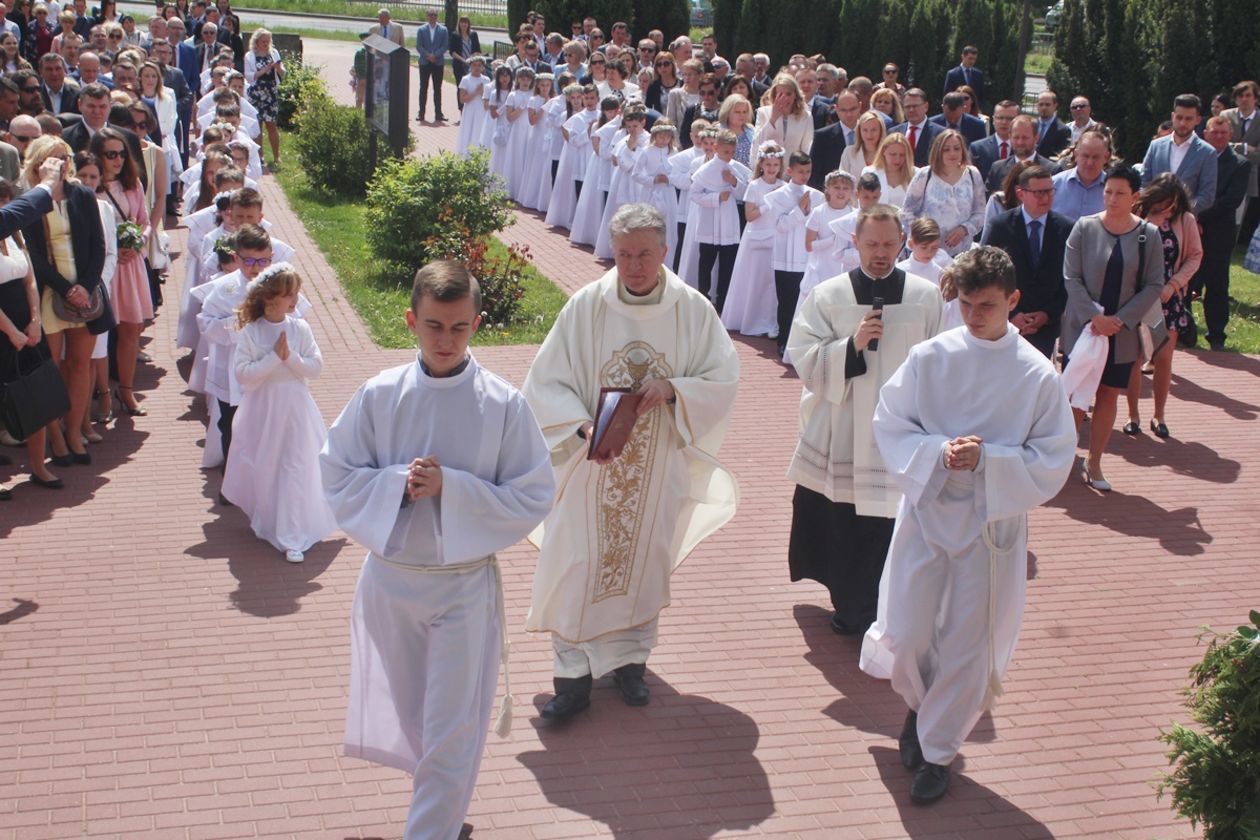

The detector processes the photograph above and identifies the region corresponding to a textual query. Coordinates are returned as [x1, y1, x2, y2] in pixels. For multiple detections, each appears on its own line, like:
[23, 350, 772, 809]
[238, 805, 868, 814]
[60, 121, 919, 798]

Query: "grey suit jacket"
[1062, 215, 1166, 364]
[0, 141, 19, 185]
[1221, 107, 1260, 197]
[1141, 133, 1217, 212]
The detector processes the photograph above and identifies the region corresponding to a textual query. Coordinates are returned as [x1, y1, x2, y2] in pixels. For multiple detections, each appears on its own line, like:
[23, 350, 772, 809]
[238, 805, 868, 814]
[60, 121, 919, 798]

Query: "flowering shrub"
[422, 213, 533, 326]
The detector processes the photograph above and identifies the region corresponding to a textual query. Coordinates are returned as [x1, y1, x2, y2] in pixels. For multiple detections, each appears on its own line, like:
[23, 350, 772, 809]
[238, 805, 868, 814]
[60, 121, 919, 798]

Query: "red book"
[588, 387, 644, 460]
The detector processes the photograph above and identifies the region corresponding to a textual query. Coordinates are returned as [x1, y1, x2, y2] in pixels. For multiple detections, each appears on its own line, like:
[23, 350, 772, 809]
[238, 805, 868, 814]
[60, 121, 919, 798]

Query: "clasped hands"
[1089, 313, 1124, 337]
[943, 436, 982, 471]
[406, 456, 443, 501]
[1011, 311, 1048, 335]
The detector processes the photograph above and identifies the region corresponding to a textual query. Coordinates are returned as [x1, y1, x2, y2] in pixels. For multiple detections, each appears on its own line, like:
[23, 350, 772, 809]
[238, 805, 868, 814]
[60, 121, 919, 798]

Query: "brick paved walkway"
[3, 42, 1257, 839]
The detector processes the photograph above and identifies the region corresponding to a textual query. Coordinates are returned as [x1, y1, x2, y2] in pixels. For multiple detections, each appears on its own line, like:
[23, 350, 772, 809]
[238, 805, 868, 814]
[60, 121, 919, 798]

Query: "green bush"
[364, 149, 515, 274]
[423, 222, 533, 326]
[276, 55, 328, 131]
[291, 96, 374, 196]
[1159, 611, 1260, 839]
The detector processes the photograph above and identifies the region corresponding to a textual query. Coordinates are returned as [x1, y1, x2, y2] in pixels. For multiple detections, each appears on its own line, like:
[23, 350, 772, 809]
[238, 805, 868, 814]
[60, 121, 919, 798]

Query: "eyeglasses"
[883, 69, 896, 74]
[21, 85, 39, 92]
[1070, 104, 1089, 110]
[101, 148, 127, 160]
[132, 120, 148, 130]
[640, 47, 656, 53]
[239, 256, 272, 268]
[12, 134, 38, 142]
[654, 61, 671, 68]
[1019, 187, 1055, 197]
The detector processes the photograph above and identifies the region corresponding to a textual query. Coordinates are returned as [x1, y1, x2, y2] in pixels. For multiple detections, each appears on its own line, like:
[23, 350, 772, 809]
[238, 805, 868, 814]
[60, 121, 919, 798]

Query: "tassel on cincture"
[982, 668, 1004, 711]
[494, 693, 514, 738]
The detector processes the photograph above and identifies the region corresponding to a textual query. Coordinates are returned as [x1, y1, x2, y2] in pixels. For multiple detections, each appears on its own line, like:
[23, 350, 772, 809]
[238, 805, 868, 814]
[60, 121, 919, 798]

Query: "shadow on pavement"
[519, 675, 775, 838]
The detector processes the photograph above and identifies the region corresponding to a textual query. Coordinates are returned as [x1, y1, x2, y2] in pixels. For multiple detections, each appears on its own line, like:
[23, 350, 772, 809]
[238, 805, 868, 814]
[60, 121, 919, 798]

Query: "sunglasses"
[101, 148, 128, 160]
[239, 256, 272, 268]
[12, 134, 38, 142]
[1070, 104, 1089, 110]
[654, 61, 671, 68]
[133, 120, 148, 130]
[21, 85, 39, 92]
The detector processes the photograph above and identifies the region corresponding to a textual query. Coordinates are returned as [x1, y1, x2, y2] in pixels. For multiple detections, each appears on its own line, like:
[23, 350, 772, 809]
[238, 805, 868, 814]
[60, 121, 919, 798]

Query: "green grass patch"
[273, 140, 565, 348]
[238, 0, 507, 28]
[1188, 249, 1260, 354]
[1024, 50, 1053, 76]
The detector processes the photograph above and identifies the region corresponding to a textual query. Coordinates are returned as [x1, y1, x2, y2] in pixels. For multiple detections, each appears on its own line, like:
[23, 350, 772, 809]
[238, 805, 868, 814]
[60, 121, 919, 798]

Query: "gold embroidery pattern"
[593, 341, 673, 603]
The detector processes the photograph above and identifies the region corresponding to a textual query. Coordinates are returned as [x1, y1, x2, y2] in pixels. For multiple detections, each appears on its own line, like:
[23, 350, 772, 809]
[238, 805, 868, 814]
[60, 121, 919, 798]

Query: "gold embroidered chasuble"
[523, 266, 741, 644]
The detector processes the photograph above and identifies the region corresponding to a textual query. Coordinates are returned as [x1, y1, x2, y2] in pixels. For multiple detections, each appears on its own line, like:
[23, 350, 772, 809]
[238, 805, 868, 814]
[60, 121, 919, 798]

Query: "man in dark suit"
[39, 54, 79, 114]
[929, 91, 986, 145]
[980, 165, 1072, 358]
[795, 68, 833, 130]
[61, 83, 111, 153]
[970, 100, 1020, 183]
[415, 7, 449, 121]
[193, 22, 223, 94]
[985, 114, 1059, 194]
[943, 46, 985, 110]
[734, 53, 768, 102]
[1191, 116, 1254, 350]
[679, 75, 721, 148]
[166, 18, 200, 99]
[1034, 90, 1071, 159]
[808, 91, 861, 190]
[891, 88, 944, 168]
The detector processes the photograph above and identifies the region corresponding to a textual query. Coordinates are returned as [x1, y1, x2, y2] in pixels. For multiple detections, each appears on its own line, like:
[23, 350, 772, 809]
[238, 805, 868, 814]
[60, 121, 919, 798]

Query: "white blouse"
[0, 236, 29, 285]
[900, 165, 987, 255]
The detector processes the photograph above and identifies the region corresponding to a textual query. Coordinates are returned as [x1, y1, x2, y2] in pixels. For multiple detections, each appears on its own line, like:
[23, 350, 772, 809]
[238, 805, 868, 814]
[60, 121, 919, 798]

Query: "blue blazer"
[944, 65, 985, 106]
[176, 41, 199, 98]
[891, 120, 944, 168]
[970, 134, 1004, 182]
[1141, 133, 1218, 213]
[416, 23, 449, 62]
[929, 112, 987, 145]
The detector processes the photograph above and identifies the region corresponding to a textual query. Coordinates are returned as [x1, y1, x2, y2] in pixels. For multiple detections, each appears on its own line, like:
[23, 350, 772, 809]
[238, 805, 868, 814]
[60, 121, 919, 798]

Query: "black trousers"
[452, 65, 466, 111]
[673, 222, 686, 273]
[1239, 195, 1260, 246]
[698, 242, 737, 313]
[574, 179, 582, 200]
[418, 62, 444, 116]
[551, 158, 559, 184]
[775, 269, 805, 345]
[1192, 224, 1236, 343]
[217, 398, 237, 462]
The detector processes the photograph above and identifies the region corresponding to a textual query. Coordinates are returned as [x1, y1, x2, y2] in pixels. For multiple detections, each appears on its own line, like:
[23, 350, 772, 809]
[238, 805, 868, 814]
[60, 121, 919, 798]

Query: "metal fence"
[335, 0, 508, 20]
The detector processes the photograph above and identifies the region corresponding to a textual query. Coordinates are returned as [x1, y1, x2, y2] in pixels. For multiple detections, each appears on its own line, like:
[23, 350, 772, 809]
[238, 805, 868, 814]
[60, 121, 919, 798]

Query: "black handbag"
[0, 344, 71, 441]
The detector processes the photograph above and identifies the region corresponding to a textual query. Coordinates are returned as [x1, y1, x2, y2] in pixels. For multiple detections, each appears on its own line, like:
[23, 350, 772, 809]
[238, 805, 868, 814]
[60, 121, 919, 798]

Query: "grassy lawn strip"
[274, 155, 566, 348]
[1194, 251, 1260, 354]
[238, 0, 506, 28]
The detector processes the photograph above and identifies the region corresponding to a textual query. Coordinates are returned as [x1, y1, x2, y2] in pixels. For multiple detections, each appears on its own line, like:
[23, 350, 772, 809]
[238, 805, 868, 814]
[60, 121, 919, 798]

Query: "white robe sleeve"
[437, 393, 556, 561]
[974, 372, 1076, 522]
[521, 298, 594, 457]
[283, 319, 323, 380]
[196, 283, 240, 347]
[669, 301, 741, 451]
[872, 348, 953, 507]
[786, 284, 861, 405]
[233, 325, 283, 391]
[319, 384, 411, 558]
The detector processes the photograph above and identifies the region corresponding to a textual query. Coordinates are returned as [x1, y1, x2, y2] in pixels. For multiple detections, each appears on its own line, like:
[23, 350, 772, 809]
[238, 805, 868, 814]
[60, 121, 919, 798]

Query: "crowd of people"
[0, 0, 285, 503]
[6, 6, 1260, 837]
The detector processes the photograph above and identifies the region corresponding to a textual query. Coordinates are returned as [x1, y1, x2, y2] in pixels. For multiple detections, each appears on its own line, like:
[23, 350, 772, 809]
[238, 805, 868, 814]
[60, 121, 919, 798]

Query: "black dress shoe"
[70, 450, 91, 465]
[612, 663, 650, 706]
[435, 112, 447, 122]
[540, 674, 591, 723]
[899, 709, 923, 770]
[831, 611, 871, 636]
[1121, 420, 1141, 436]
[0, 485, 11, 500]
[29, 474, 64, 489]
[1208, 340, 1226, 351]
[1150, 419, 1170, 438]
[50, 453, 73, 467]
[910, 762, 950, 805]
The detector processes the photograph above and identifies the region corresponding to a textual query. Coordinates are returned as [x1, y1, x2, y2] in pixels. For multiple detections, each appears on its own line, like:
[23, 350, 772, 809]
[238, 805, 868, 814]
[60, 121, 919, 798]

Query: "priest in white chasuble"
[523, 203, 741, 723]
[860, 247, 1075, 805]
[785, 204, 943, 637]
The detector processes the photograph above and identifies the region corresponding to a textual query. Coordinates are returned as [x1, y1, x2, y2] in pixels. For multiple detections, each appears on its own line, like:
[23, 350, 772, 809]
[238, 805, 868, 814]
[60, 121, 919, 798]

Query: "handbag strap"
[105, 184, 133, 221]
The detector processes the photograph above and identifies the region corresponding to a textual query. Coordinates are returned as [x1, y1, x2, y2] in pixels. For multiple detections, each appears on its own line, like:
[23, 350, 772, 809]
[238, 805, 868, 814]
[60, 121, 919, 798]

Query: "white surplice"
[785, 270, 943, 516]
[320, 354, 554, 840]
[522, 267, 740, 677]
[860, 323, 1076, 766]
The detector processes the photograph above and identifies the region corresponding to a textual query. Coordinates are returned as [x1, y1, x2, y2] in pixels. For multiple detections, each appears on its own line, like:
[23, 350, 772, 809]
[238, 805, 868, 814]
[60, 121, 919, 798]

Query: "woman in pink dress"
[91, 127, 151, 416]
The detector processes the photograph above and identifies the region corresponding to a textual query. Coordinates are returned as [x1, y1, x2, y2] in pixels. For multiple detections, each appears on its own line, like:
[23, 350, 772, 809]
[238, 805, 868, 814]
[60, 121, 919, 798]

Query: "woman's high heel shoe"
[116, 385, 147, 417]
[92, 389, 113, 424]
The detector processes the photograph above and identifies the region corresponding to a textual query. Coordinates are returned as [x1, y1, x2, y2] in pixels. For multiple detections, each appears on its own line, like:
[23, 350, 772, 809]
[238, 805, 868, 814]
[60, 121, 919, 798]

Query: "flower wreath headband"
[246, 260, 295, 291]
[757, 141, 786, 159]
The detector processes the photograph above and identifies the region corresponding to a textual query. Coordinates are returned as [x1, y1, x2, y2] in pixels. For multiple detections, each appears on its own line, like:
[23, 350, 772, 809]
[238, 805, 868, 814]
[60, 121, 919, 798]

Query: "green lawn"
[1192, 250, 1260, 354]
[273, 148, 566, 349]
[238, 0, 506, 28]
[1024, 50, 1053, 76]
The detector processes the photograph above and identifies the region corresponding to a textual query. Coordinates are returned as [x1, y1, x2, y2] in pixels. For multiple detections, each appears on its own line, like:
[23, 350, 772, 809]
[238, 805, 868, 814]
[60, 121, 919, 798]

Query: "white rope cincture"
[373, 553, 513, 737]
[980, 522, 1016, 710]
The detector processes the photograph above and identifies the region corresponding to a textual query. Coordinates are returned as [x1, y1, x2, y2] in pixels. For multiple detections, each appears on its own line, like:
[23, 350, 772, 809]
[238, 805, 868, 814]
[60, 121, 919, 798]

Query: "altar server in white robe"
[319, 261, 555, 840]
[860, 246, 1075, 805]
[523, 203, 740, 723]
[785, 205, 942, 637]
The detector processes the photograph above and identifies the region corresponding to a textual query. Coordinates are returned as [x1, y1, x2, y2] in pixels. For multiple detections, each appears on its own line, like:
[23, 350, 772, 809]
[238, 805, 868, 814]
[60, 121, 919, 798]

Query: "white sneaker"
[284, 550, 304, 563]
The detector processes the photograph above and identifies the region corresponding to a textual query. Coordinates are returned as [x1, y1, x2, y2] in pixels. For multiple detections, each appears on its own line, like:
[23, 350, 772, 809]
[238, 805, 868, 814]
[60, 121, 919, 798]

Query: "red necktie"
[909, 124, 918, 153]
[1000, 141, 1008, 159]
